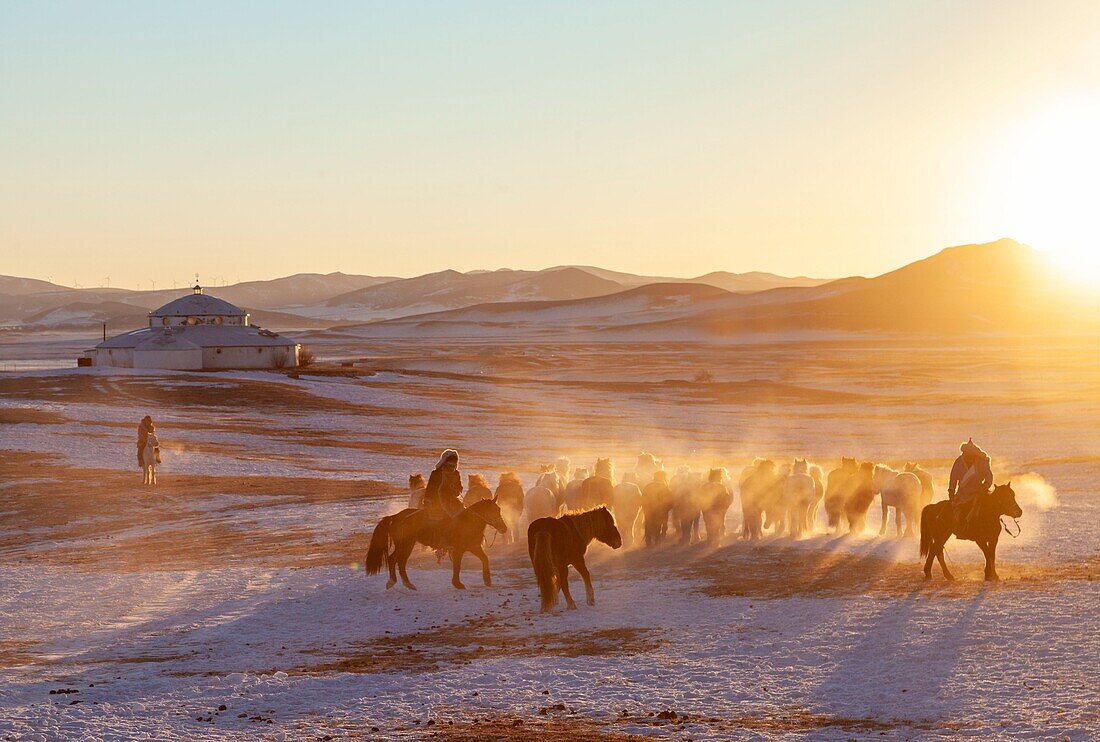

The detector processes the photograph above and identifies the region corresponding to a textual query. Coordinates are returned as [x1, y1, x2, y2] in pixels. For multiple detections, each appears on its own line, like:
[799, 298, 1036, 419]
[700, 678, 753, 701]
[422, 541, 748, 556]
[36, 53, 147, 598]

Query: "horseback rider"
[421, 449, 464, 558]
[424, 449, 464, 517]
[948, 438, 993, 536]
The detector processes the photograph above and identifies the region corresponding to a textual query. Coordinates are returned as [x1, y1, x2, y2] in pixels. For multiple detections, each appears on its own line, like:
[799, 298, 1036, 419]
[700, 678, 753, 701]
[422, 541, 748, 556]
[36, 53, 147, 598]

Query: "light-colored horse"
[142, 433, 160, 485]
[612, 472, 644, 548]
[873, 464, 923, 536]
[783, 458, 816, 538]
[524, 471, 560, 527]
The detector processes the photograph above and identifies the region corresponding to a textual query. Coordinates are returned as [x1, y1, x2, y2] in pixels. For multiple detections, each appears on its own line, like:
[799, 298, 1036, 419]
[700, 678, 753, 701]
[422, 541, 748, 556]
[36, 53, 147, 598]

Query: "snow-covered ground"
[1, 339, 1098, 739]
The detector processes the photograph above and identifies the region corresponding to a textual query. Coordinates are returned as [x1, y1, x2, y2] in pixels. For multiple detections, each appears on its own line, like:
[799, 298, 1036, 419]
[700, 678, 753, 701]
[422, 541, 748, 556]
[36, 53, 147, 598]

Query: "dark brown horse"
[843, 462, 876, 534]
[365, 498, 508, 591]
[920, 483, 1022, 581]
[579, 458, 615, 511]
[528, 506, 622, 611]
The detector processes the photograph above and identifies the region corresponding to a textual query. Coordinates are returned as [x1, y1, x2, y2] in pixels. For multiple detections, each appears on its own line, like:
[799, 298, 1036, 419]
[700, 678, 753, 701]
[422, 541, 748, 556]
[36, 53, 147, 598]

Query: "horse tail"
[919, 505, 933, 558]
[365, 515, 394, 576]
[531, 529, 558, 612]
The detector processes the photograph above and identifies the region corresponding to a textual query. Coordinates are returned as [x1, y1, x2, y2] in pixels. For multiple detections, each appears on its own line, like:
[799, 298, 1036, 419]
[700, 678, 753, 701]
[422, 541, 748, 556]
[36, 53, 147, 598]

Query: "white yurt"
[86, 285, 300, 370]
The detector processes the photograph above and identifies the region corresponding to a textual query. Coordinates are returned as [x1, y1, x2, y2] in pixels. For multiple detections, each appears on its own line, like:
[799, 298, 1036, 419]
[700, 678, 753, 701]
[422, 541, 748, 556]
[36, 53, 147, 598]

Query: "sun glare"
[986, 98, 1100, 284]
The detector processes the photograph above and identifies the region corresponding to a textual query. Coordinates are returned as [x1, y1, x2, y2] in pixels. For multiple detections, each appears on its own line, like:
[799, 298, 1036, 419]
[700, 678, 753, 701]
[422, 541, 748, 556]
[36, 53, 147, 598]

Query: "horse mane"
[497, 471, 522, 487]
[468, 473, 489, 489]
[565, 506, 612, 543]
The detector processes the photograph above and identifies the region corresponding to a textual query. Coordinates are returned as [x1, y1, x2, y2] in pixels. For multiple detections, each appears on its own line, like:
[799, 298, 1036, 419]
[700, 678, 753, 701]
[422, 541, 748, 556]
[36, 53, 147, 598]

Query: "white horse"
[612, 473, 644, 548]
[873, 464, 923, 536]
[142, 433, 160, 485]
[524, 471, 560, 528]
[783, 458, 817, 538]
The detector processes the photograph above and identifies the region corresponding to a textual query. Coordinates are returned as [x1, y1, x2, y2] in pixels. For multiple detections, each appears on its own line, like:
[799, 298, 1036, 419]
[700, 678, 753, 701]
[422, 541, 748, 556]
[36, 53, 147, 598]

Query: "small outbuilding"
[85, 285, 300, 370]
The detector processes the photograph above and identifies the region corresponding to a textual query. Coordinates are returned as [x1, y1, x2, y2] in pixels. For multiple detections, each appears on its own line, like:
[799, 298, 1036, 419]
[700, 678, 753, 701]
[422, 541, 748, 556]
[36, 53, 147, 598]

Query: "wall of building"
[200, 345, 297, 369]
[133, 348, 203, 371]
[95, 348, 134, 368]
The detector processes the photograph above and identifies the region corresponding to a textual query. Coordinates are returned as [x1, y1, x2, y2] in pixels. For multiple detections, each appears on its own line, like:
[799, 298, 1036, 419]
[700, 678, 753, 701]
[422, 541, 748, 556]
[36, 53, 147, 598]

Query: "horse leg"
[396, 540, 417, 590]
[980, 540, 999, 581]
[451, 548, 466, 589]
[471, 545, 492, 587]
[574, 558, 596, 606]
[923, 544, 936, 579]
[878, 500, 888, 536]
[151, 464, 156, 486]
[558, 562, 578, 610]
[936, 541, 954, 581]
[386, 537, 400, 589]
[895, 507, 903, 537]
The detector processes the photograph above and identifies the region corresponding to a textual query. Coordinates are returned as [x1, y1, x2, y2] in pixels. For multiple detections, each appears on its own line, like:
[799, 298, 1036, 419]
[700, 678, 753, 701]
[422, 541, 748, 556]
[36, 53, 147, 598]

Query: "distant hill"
[0, 275, 70, 296]
[322, 240, 1097, 340]
[301, 267, 629, 321]
[0, 272, 390, 330]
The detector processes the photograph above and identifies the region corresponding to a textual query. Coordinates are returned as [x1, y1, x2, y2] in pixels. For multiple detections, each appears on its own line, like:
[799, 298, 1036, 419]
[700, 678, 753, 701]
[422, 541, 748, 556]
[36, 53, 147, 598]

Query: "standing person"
[947, 438, 994, 536]
[137, 416, 154, 472]
[424, 449, 464, 517]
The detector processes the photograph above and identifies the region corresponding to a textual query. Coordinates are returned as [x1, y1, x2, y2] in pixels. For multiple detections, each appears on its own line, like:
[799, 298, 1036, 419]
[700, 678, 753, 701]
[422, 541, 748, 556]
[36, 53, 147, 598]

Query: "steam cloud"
[1009, 473, 1058, 512]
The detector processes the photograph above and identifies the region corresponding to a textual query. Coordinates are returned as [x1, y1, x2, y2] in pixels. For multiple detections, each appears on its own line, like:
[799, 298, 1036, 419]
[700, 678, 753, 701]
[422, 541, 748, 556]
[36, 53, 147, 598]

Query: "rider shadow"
[807, 584, 990, 730]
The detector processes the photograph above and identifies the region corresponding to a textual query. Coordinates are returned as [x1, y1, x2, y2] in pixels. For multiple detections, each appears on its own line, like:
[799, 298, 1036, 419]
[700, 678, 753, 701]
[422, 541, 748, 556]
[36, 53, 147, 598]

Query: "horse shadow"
[807, 584, 990, 731]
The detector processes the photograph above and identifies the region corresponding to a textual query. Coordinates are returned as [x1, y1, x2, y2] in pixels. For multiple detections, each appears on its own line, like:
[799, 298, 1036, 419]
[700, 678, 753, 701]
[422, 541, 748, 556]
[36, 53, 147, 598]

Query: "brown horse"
[641, 470, 674, 546]
[528, 506, 622, 611]
[843, 462, 876, 534]
[494, 472, 525, 544]
[579, 458, 615, 511]
[365, 498, 508, 591]
[920, 483, 1022, 581]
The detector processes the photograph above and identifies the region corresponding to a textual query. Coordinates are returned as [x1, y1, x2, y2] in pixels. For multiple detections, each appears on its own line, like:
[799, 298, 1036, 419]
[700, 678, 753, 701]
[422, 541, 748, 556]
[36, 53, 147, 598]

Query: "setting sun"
[986, 98, 1100, 283]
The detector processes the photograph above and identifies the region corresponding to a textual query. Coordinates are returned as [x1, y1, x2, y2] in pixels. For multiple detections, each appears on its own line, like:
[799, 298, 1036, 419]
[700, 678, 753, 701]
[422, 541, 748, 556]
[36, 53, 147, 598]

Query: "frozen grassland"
[0, 338, 1097, 740]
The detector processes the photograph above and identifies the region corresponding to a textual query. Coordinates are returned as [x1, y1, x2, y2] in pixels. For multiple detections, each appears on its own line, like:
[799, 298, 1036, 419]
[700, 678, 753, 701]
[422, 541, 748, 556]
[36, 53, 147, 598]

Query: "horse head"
[573, 467, 589, 481]
[594, 458, 614, 480]
[708, 467, 728, 484]
[841, 457, 857, 470]
[474, 498, 509, 534]
[792, 458, 808, 475]
[594, 506, 623, 549]
[535, 471, 558, 490]
[555, 456, 571, 478]
[992, 483, 1023, 519]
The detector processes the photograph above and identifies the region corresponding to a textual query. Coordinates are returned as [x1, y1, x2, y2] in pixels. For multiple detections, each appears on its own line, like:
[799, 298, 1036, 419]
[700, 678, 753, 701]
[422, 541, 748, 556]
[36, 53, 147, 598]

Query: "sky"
[2, 1, 1099, 288]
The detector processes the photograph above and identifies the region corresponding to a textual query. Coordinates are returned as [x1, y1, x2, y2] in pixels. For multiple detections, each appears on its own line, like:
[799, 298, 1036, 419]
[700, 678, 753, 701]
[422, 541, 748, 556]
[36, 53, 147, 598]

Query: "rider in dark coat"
[424, 449, 464, 518]
[137, 416, 154, 470]
[948, 438, 993, 535]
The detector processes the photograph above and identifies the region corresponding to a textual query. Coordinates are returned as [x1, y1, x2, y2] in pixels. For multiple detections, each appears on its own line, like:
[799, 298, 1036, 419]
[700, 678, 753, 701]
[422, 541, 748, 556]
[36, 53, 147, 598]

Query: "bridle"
[1000, 516, 1021, 538]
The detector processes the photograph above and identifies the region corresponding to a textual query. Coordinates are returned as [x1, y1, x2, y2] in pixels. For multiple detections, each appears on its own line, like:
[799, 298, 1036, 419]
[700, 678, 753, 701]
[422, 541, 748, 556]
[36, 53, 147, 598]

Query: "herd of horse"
[365, 453, 1025, 610]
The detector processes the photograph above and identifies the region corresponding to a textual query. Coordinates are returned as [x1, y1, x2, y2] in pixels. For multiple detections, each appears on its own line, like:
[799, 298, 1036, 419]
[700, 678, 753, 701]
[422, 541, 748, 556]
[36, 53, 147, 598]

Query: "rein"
[1000, 516, 1021, 538]
[463, 504, 503, 548]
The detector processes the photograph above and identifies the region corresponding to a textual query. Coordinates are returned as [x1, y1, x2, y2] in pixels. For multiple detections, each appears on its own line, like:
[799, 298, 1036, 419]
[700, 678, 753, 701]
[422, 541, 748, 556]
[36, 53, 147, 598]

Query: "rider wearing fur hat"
[424, 449, 464, 518]
[948, 438, 993, 536]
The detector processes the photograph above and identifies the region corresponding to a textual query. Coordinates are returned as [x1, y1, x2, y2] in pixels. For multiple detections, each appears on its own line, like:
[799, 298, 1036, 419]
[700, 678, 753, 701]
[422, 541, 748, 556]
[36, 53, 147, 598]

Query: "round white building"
[87, 285, 300, 370]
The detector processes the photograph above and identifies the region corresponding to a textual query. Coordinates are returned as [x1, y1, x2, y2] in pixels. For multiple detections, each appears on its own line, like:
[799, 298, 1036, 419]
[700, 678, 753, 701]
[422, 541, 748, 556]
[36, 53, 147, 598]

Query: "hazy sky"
[2, 1, 1098, 288]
